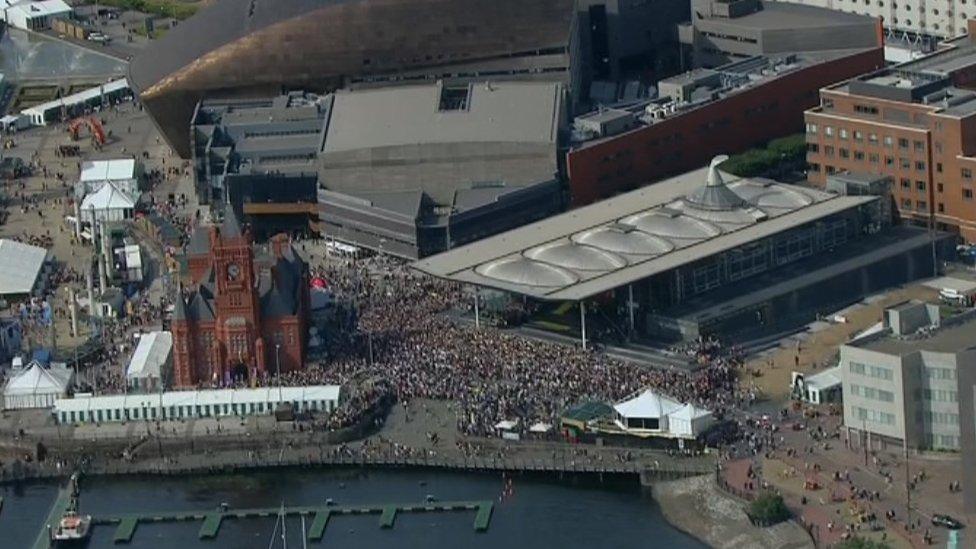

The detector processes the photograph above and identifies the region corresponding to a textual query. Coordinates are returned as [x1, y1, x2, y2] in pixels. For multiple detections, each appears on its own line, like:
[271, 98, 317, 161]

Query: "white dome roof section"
[572, 224, 674, 256]
[668, 198, 762, 226]
[476, 257, 578, 288]
[621, 210, 722, 241]
[731, 182, 814, 211]
[525, 241, 627, 272]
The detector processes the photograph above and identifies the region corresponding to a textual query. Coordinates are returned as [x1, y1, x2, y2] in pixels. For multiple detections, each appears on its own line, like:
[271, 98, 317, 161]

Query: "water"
[0, 28, 126, 81]
[0, 469, 705, 548]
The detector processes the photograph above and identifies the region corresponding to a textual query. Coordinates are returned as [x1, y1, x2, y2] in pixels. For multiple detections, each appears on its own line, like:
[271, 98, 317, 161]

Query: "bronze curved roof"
[129, 0, 577, 158]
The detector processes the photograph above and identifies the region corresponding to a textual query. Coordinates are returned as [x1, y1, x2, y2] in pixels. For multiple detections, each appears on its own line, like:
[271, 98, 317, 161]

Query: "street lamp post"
[275, 343, 282, 404]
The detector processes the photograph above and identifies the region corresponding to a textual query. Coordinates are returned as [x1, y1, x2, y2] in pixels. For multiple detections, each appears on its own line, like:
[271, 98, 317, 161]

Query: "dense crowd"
[277, 251, 744, 437]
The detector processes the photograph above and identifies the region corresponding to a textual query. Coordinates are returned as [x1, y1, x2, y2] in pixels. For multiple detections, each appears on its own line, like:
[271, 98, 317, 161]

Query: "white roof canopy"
[0, 239, 49, 295]
[614, 389, 685, 419]
[81, 180, 136, 211]
[127, 331, 172, 380]
[4, 361, 72, 397]
[80, 158, 136, 182]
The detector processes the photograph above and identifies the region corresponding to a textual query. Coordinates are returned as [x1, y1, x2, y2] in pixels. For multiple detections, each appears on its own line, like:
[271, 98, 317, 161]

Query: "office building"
[806, 21, 976, 242]
[771, 0, 974, 39]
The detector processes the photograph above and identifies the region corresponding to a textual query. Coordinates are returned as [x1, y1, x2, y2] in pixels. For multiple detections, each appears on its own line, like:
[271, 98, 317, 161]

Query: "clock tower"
[211, 208, 261, 378]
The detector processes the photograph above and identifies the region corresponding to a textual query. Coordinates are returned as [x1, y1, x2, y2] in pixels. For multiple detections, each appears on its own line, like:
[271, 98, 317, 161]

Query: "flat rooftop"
[721, 1, 876, 30]
[852, 310, 976, 355]
[413, 163, 874, 301]
[321, 80, 562, 154]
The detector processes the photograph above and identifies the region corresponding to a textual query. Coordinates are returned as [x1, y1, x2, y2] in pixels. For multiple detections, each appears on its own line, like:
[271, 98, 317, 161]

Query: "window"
[854, 105, 879, 115]
[854, 151, 865, 161]
[727, 243, 768, 281]
[915, 161, 926, 171]
[902, 198, 912, 209]
[854, 406, 895, 425]
[917, 200, 927, 211]
[935, 141, 943, 153]
[822, 98, 834, 109]
[919, 388, 958, 402]
[806, 123, 818, 134]
[937, 183, 943, 193]
[965, 188, 974, 201]
[850, 384, 895, 402]
[868, 133, 878, 144]
[885, 156, 894, 167]
[825, 126, 835, 137]
[913, 140, 924, 152]
[916, 181, 926, 191]
[850, 361, 893, 380]
[900, 158, 911, 169]
[807, 143, 819, 153]
[883, 135, 893, 147]
[774, 229, 814, 265]
[900, 178, 911, 190]
[691, 261, 722, 294]
[854, 130, 864, 141]
[824, 145, 835, 157]
[840, 148, 850, 159]
[869, 153, 879, 164]
[924, 366, 956, 380]
[840, 128, 849, 140]
[938, 202, 945, 213]
[963, 168, 973, 179]
[898, 138, 909, 149]
[937, 162, 943, 173]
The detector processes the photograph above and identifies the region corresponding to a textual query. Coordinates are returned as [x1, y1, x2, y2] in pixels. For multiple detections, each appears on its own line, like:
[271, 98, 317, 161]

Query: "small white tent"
[613, 388, 713, 439]
[3, 361, 73, 409]
[126, 331, 172, 392]
[81, 180, 136, 225]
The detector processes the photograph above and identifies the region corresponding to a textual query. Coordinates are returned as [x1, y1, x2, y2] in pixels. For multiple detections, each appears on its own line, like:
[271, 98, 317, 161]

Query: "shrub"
[833, 537, 891, 549]
[748, 492, 791, 526]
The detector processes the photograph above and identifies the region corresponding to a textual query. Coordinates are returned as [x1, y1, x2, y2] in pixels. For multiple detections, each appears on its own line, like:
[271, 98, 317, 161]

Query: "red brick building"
[805, 24, 976, 242]
[172, 208, 309, 388]
[566, 47, 884, 206]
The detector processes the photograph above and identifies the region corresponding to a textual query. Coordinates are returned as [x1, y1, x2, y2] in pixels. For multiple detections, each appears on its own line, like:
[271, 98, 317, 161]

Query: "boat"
[51, 511, 92, 546]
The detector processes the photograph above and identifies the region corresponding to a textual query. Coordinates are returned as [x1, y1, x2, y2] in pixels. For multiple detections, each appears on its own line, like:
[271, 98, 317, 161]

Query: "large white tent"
[126, 331, 172, 392]
[613, 388, 713, 439]
[3, 361, 73, 409]
[0, 239, 50, 297]
[78, 158, 139, 198]
[81, 181, 136, 225]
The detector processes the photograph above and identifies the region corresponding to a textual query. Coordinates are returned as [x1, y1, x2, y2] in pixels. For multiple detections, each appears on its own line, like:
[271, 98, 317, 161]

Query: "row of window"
[924, 434, 960, 449]
[849, 361, 894, 381]
[854, 406, 896, 425]
[850, 384, 895, 402]
[807, 123, 925, 152]
[917, 388, 958, 403]
[924, 366, 957, 381]
[919, 410, 960, 425]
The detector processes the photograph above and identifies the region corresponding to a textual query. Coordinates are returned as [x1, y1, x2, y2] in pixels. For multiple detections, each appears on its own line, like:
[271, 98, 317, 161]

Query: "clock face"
[227, 263, 241, 281]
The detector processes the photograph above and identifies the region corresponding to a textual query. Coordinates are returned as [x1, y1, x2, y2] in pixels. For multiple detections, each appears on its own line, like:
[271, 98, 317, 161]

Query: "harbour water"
[1, 468, 705, 548]
[0, 28, 126, 81]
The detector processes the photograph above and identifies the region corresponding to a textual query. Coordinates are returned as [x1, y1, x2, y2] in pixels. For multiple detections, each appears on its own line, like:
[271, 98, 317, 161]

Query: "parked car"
[932, 514, 964, 529]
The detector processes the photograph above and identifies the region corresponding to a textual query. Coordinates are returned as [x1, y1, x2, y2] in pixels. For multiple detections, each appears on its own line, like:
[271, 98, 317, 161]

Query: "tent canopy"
[0, 239, 48, 295]
[614, 389, 684, 420]
[81, 180, 136, 211]
[127, 331, 172, 380]
[4, 361, 72, 397]
[80, 158, 136, 182]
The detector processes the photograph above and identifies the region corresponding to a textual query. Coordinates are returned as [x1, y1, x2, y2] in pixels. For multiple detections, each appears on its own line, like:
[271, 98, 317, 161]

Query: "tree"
[748, 492, 791, 525]
[833, 536, 891, 549]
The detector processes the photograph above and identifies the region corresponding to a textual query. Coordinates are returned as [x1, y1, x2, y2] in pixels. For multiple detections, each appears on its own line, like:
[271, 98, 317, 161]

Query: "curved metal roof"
[524, 241, 627, 271]
[734, 184, 815, 210]
[475, 257, 578, 288]
[621, 211, 722, 240]
[572, 226, 674, 256]
[668, 198, 760, 226]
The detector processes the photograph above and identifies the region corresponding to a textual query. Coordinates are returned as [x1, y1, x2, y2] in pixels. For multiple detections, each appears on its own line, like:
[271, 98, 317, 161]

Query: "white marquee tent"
[81, 180, 136, 225]
[0, 239, 50, 297]
[613, 388, 713, 439]
[3, 361, 73, 409]
[126, 331, 172, 392]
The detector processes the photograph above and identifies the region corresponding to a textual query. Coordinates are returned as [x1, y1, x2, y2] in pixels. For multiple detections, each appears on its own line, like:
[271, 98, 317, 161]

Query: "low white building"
[53, 385, 343, 424]
[125, 331, 172, 392]
[80, 180, 136, 225]
[21, 78, 129, 126]
[613, 388, 713, 439]
[78, 158, 139, 199]
[2, 0, 71, 31]
[3, 361, 73, 409]
[792, 367, 842, 405]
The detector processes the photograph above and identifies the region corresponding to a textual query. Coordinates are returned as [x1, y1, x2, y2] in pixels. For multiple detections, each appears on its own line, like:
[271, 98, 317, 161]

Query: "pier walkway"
[92, 500, 494, 543]
[30, 486, 72, 549]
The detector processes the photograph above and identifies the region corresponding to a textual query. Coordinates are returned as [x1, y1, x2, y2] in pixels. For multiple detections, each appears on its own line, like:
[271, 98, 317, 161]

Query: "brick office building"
[566, 47, 884, 206]
[172, 208, 309, 388]
[806, 22, 976, 242]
